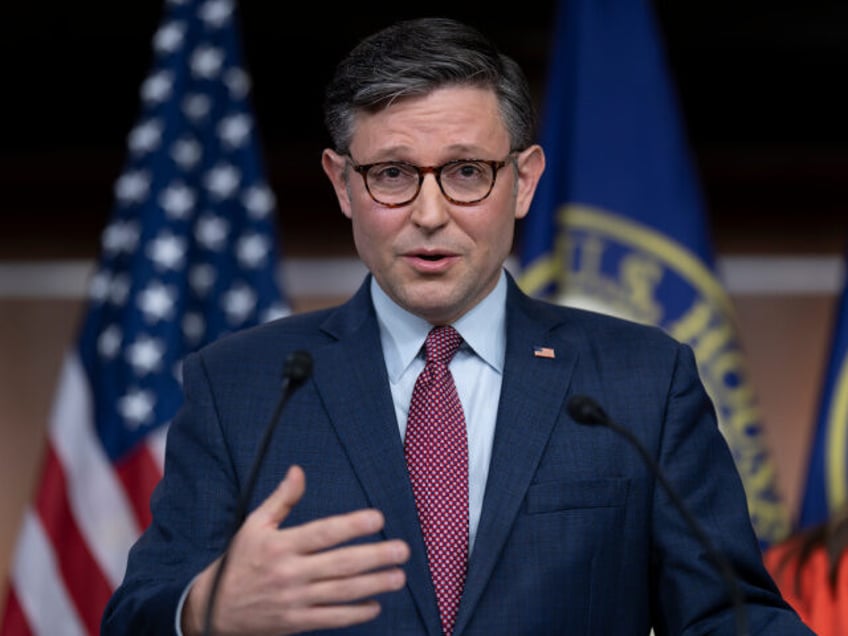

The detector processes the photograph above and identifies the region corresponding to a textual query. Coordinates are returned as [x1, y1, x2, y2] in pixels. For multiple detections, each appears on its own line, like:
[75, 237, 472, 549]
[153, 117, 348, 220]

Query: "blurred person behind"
[764, 503, 848, 635]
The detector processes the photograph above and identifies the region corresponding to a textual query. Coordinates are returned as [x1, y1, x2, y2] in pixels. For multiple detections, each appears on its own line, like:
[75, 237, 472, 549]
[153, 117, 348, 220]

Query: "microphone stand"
[567, 395, 750, 636]
[201, 351, 313, 636]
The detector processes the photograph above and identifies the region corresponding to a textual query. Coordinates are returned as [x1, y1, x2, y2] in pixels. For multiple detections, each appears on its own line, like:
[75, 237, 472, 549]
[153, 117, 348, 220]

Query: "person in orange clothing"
[764, 504, 848, 635]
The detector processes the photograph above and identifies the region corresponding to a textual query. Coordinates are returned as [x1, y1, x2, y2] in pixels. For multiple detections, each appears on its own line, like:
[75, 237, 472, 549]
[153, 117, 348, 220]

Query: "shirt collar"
[371, 271, 508, 382]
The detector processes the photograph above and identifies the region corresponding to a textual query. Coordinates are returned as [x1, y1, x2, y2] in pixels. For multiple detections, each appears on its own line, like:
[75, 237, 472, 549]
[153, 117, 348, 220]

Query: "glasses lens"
[440, 161, 496, 203]
[365, 163, 419, 206]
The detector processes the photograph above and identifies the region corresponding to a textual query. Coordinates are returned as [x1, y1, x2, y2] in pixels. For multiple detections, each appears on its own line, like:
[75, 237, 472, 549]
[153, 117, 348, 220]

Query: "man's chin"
[400, 287, 468, 325]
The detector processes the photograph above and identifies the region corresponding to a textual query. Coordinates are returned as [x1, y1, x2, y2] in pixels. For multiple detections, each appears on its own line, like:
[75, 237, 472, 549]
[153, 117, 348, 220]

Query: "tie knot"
[425, 325, 462, 366]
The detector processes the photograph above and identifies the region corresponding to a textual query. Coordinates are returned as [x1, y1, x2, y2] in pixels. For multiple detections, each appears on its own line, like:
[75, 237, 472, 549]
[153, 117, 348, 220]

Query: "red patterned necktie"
[404, 325, 469, 636]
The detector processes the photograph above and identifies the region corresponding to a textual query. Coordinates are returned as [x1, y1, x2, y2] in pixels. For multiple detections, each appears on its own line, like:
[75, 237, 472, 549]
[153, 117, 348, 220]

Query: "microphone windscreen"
[284, 350, 313, 382]
[566, 395, 607, 426]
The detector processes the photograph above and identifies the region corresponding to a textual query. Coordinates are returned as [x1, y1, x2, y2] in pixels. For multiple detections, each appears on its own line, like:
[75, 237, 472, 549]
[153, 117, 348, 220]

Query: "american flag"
[0, 0, 288, 633]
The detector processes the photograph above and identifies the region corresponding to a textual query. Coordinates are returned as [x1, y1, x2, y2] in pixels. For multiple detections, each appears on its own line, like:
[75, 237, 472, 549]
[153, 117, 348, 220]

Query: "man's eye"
[373, 164, 412, 180]
[458, 163, 483, 177]
[446, 161, 486, 180]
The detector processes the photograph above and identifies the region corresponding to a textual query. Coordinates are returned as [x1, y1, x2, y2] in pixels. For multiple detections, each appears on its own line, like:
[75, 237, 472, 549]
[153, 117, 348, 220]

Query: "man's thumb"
[252, 464, 306, 527]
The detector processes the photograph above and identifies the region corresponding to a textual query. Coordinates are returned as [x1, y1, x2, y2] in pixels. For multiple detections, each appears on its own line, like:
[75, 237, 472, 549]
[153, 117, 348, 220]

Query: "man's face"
[322, 85, 544, 325]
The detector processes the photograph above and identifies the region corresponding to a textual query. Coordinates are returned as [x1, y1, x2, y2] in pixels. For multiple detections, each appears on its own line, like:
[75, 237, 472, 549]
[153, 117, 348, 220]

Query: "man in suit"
[102, 17, 813, 635]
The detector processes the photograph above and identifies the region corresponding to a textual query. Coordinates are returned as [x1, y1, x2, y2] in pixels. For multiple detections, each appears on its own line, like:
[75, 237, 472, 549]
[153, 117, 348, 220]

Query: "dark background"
[2, 1, 847, 260]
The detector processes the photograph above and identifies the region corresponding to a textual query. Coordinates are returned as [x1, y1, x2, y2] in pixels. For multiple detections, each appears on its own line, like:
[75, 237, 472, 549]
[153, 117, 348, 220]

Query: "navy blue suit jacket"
[102, 273, 812, 634]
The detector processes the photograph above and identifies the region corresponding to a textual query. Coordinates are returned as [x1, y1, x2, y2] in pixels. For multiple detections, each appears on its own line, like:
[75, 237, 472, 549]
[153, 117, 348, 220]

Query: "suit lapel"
[454, 280, 580, 634]
[311, 279, 442, 635]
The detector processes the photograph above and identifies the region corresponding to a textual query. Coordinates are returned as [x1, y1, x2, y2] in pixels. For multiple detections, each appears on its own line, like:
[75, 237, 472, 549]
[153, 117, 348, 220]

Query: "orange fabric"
[764, 539, 848, 636]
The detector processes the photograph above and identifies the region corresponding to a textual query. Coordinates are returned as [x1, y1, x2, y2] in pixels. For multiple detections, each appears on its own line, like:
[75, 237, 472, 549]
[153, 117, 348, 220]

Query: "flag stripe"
[0, 589, 33, 636]
[146, 425, 168, 474]
[9, 512, 86, 636]
[115, 444, 164, 530]
[36, 445, 113, 634]
[49, 354, 140, 587]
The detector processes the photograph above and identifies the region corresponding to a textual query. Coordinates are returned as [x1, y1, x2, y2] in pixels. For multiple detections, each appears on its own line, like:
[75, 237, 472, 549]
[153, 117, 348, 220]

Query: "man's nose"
[409, 173, 450, 228]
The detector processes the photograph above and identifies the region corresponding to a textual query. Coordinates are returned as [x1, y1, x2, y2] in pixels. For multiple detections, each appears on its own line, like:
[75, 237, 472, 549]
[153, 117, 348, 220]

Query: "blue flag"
[798, 256, 848, 528]
[518, 0, 790, 546]
[0, 1, 288, 633]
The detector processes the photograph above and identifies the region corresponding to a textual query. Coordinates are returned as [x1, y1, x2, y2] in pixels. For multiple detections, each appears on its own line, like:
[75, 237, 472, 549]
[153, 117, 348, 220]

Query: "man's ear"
[321, 149, 353, 219]
[514, 144, 546, 220]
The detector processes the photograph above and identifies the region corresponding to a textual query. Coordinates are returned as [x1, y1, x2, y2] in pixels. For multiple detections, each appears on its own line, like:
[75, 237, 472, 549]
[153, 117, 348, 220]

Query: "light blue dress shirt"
[370, 271, 507, 553]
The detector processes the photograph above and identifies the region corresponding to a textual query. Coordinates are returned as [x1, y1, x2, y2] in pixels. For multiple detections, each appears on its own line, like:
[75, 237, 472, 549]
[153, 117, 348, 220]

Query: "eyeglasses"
[347, 155, 514, 207]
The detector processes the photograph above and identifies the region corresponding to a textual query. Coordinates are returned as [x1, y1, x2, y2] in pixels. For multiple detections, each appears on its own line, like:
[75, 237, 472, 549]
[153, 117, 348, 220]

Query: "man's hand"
[182, 465, 410, 636]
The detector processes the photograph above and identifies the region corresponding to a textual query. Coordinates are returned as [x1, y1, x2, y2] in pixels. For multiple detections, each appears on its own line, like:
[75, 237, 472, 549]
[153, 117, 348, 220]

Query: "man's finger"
[251, 464, 306, 527]
[278, 507, 388, 555]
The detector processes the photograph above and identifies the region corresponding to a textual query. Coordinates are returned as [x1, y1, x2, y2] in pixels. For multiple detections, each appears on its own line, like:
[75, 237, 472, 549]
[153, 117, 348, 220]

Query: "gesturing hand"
[182, 465, 410, 636]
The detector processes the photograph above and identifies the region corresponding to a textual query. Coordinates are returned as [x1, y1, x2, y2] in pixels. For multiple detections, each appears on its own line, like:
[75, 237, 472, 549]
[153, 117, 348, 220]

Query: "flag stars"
[88, 270, 112, 302]
[224, 67, 250, 100]
[217, 112, 251, 148]
[204, 163, 240, 199]
[236, 232, 270, 268]
[128, 120, 163, 155]
[126, 335, 166, 375]
[159, 182, 196, 218]
[153, 21, 185, 54]
[141, 70, 174, 104]
[137, 282, 177, 322]
[118, 388, 156, 429]
[222, 283, 256, 324]
[171, 137, 202, 170]
[97, 325, 123, 359]
[80, 0, 288, 464]
[183, 93, 211, 122]
[242, 184, 275, 218]
[196, 214, 229, 250]
[147, 232, 187, 270]
[109, 274, 132, 306]
[191, 45, 225, 79]
[114, 170, 151, 204]
[199, 0, 234, 28]
[102, 220, 141, 254]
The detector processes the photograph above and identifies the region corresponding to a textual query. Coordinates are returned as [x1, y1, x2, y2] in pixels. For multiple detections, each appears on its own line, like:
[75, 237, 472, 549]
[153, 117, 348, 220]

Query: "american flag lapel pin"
[533, 345, 556, 359]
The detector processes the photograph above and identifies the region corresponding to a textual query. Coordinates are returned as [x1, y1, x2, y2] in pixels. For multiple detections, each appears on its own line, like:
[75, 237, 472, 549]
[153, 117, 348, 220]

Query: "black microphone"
[566, 395, 749, 636]
[202, 350, 313, 636]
